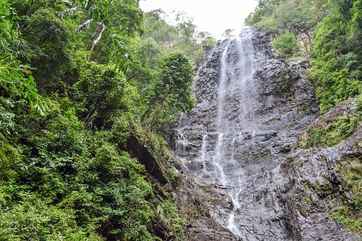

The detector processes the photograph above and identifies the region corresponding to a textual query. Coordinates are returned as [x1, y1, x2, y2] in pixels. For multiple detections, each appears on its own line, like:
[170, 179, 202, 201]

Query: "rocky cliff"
[172, 28, 361, 241]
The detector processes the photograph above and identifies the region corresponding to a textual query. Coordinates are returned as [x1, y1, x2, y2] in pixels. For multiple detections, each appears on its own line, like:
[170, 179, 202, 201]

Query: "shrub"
[22, 8, 73, 94]
[310, 1, 362, 111]
[74, 62, 126, 129]
[0, 197, 102, 241]
[331, 157, 362, 234]
[157, 200, 186, 241]
[272, 31, 299, 57]
[145, 53, 194, 129]
[300, 115, 360, 148]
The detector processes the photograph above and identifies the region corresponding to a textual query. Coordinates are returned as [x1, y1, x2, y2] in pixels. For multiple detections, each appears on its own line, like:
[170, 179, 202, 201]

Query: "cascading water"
[175, 27, 357, 241]
[211, 29, 258, 237]
[176, 27, 291, 241]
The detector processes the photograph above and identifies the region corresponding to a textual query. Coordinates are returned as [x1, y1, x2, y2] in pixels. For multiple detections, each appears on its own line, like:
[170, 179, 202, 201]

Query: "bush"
[272, 31, 299, 57]
[145, 53, 194, 129]
[310, 1, 362, 111]
[157, 200, 186, 241]
[300, 115, 360, 148]
[74, 62, 126, 129]
[0, 197, 102, 241]
[22, 8, 73, 94]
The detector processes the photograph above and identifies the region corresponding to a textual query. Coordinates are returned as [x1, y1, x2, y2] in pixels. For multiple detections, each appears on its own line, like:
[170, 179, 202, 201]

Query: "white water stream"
[176, 27, 333, 241]
[210, 28, 257, 237]
[176, 28, 260, 238]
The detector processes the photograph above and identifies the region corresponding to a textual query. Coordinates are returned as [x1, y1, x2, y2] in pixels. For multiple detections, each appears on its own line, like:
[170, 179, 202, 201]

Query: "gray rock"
[172, 28, 360, 241]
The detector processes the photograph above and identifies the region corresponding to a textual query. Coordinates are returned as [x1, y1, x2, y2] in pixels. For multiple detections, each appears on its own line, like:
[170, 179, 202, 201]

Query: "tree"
[272, 31, 299, 57]
[142, 10, 215, 65]
[21, 8, 72, 94]
[74, 62, 126, 129]
[145, 53, 193, 128]
[0, 1, 191, 239]
[311, 0, 362, 111]
[246, 0, 329, 55]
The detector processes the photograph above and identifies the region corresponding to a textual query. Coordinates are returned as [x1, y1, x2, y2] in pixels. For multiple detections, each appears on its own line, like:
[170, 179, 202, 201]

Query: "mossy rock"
[331, 157, 362, 234]
[299, 98, 362, 149]
[299, 115, 360, 148]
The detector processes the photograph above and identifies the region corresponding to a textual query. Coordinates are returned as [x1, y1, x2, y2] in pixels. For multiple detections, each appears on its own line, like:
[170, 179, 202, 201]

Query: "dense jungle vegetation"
[247, 0, 362, 112]
[0, 0, 215, 240]
[1, 0, 361, 240]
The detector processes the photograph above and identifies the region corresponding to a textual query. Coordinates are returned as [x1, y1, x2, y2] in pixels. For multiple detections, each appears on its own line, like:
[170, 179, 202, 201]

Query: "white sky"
[140, 0, 258, 38]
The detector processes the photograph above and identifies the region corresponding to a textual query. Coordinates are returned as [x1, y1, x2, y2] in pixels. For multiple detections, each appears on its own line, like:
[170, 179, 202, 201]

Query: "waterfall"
[211, 28, 257, 238]
[176, 27, 291, 241]
[175, 27, 353, 241]
[176, 28, 261, 239]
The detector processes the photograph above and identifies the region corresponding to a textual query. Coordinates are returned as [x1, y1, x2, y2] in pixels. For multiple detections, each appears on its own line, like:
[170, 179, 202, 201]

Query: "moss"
[357, 94, 362, 112]
[157, 200, 186, 241]
[311, 178, 335, 197]
[168, 167, 181, 186]
[299, 114, 361, 148]
[302, 195, 313, 206]
[331, 207, 362, 234]
[331, 157, 362, 234]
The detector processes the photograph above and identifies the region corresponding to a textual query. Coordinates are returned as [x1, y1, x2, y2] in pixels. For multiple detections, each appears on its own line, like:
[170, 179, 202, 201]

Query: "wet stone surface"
[173, 28, 361, 241]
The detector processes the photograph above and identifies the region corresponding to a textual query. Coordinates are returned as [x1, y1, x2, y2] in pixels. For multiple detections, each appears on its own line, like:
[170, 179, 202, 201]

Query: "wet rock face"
[174, 28, 360, 241]
[286, 138, 362, 241]
[285, 100, 362, 241]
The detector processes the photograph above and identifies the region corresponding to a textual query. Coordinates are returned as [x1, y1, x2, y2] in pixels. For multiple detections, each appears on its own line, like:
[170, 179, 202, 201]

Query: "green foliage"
[21, 8, 73, 94]
[248, 0, 362, 111]
[88, 144, 156, 241]
[0, 0, 195, 240]
[145, 53, 194, 129]
[157, 200, 186, 241]
[245, 0, 281, 29]
[331, 157, 362, 234]
[0, 0, 17, 57]
[299, 114, 360, 148]
[0, 99, 167, 240]
[246, 0, 327, 34]
[73, 62, 126, 129]
[310, 0, 362, 111]
[0, 197, 102, 241]
[86, 0, 143, 35]
[142, 10, 216, 66]
[0, 141, 22, 182]
[272, 31, 299, 57]
[157, 53, 193, 113]
[331, 207, 362, 234]
[246, 0, 329, 57]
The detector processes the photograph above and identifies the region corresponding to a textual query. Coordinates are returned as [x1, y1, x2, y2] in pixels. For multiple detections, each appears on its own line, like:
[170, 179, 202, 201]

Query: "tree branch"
[76, 19, 93, 32]
[90, 22, 106, 52]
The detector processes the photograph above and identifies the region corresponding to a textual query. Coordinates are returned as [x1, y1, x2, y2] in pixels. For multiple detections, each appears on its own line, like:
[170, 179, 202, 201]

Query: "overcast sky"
[140, 0, 258, 38]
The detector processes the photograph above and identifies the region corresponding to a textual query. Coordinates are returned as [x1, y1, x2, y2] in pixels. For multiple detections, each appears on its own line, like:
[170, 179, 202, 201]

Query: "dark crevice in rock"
[127, 135, 168, 184]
